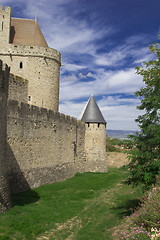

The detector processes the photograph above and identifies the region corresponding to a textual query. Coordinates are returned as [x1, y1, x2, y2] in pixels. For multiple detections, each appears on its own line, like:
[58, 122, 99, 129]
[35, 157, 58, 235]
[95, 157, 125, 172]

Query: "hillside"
[107, 129, 137, 139]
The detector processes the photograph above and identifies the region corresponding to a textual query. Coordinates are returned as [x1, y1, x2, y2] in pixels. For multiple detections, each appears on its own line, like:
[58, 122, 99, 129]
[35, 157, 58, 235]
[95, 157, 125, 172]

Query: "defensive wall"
[0, 61, 12, 212]
[7, 100, 86, 193]
[0, 5, 107, 213]
[0, 44, 61, 111]
[0, 5, 61, 111]
[9, 73, 28, 103]
[0, 60, 87, 212]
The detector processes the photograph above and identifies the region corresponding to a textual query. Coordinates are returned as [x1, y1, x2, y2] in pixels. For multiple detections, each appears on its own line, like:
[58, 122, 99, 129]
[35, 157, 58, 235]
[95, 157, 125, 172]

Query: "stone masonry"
[0, 61, 12, 212]
[0, 5, 107, 213]
[0, 6, 61, 111]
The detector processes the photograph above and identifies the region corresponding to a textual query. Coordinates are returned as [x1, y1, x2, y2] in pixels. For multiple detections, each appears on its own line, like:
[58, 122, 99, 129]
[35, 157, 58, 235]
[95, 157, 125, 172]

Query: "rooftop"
[81, 95, 106, 124]
[10, 18, 48, 48]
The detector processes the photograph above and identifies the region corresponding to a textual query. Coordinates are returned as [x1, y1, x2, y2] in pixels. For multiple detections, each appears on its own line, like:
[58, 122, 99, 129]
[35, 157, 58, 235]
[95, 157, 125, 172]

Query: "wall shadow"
[111, 199, 141, 218]
[7, 143, 40, 206]
[11, 189, 40, 207]
[10, 26, 15, 44]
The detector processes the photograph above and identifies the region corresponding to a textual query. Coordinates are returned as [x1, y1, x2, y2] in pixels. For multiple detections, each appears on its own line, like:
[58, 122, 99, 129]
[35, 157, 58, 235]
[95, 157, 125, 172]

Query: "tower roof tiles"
[81, 95, 106, 124]
[10, 18, 48, 48]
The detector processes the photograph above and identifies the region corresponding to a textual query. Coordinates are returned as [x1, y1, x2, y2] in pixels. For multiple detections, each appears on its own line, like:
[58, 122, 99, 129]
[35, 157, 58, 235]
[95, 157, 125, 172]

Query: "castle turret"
[0, 6, 61, 111]
[0, 6, 11, 44]
[81, 95, 107, 172]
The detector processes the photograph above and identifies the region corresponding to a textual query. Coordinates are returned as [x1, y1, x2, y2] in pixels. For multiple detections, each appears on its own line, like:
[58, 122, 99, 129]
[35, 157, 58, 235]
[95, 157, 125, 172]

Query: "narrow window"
[2, 22, 3, 30]
[98, 123, 100, 128]
[28, 96, 31, 101]
[20, 62, 23, 69]
[87, 123, 90, 127]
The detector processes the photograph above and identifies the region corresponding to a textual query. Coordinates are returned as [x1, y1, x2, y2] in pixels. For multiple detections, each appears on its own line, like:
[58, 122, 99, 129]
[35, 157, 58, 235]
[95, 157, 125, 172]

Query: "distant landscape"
[107, 129, 137, 139]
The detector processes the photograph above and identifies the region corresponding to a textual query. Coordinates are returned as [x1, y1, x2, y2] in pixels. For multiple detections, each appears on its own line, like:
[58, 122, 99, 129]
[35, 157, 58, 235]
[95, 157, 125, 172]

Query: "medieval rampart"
[0, 61, 12, 212]
[9, 73, 28, 103]
[7, 100, 86, 193]
[0, 4, 107, 213]
[0, 60, 87, 213]
[0, 44, 61, 111]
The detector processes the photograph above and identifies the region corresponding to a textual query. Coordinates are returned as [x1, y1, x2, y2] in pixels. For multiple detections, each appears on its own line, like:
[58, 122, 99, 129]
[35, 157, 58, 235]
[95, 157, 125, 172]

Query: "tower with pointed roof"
[0, 6, 61, 111]
[81, 95, 107, 172]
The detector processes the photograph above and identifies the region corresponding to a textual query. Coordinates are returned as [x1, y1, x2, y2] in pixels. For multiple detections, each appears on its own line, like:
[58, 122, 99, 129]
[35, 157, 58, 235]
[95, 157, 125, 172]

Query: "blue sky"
[1, 0, 160, 130]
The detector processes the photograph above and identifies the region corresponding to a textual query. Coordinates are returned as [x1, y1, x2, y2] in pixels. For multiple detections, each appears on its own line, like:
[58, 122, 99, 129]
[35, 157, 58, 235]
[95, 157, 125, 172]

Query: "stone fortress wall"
[9, 73, 28, 103]
[0, 6, 61, 111]
[0, 5, 107, 213]
[0, 61, 12, 212]
[0, 62, 87, 212]
[7, 100, 86, 193]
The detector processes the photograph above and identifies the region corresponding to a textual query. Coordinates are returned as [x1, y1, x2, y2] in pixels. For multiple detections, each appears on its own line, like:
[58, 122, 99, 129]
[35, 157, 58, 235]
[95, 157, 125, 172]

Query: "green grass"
[0, 168, 143, 240]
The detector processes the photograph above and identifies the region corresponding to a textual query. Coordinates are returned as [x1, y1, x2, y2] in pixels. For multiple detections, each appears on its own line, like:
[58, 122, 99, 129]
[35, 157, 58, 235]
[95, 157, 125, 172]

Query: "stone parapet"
[6, 99, 86, 193]
[0, 44, 61, 65]
[7, 99, 80, 125]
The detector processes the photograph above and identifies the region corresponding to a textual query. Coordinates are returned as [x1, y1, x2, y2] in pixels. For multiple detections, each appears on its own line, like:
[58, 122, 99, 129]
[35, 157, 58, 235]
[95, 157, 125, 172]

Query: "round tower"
[0, 6, 61, 111]
[81, 95, 107, 172]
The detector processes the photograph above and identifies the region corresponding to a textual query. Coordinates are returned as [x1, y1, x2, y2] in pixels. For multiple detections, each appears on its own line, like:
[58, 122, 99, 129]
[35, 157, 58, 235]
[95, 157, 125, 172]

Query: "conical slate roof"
[81, 96, 106, 124]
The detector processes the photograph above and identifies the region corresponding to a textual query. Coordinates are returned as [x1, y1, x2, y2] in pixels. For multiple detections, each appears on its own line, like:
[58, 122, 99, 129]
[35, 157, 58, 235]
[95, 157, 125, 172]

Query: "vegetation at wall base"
[113, 184, 160, 240]
[126, 43, 160, 189]
[0, 168, 143, 240]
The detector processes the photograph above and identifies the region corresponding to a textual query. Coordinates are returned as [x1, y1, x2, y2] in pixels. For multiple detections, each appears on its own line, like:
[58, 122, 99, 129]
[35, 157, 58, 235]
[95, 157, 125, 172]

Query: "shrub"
[113, 222, 150, 240]
[113, 185, 160, 240]
[126, 44, 160, 189]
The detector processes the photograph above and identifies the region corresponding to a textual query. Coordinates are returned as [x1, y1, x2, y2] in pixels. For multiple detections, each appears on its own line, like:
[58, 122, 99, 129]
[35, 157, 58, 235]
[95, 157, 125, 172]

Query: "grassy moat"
[0, 167, 143, 240]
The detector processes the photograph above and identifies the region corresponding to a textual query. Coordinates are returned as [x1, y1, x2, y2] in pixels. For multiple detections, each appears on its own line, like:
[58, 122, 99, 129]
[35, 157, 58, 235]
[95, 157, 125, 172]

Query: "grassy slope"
[0, 168, 143, 240]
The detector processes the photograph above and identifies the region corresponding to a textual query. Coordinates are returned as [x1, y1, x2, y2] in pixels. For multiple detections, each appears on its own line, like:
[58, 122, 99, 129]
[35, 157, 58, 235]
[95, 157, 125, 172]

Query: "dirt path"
[106, 152, 129, 168]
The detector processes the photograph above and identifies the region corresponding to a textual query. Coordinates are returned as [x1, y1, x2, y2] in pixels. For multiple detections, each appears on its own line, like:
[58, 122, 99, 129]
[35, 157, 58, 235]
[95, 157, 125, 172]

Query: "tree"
[127, 43, 160, 189]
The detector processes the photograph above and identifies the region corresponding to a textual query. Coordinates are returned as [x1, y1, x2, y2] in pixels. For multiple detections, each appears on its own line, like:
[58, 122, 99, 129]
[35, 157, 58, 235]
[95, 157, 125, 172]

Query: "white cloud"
[59, 96, 143, 131]
[87, 72, 95, 78]
[61, 63, 86, 73]
[60, 67, 144, 102]
[103, 104, 142, 131]
[61, 74, 78, 84]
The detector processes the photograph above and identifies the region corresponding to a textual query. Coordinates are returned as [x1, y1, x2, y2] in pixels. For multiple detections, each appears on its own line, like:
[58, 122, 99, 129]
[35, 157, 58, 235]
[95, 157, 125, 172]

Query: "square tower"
[0, 6, 11, 44]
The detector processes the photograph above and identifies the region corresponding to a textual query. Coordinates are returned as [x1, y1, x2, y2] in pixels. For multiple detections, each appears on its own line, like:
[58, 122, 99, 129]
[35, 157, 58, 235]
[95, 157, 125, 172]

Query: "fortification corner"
[0, 60, 12, 213]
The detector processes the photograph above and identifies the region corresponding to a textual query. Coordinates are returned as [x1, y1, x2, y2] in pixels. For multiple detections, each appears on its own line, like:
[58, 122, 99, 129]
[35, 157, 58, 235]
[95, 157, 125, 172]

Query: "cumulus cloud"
[60, 67, 143, 102]
[59, 96, 142, 130]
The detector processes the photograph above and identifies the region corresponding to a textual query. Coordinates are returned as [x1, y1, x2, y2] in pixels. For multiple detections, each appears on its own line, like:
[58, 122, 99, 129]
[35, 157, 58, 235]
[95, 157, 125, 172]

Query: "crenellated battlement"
[7, 99, 84, 128]
[0, 6, 11, 13]
[0, 6, 11, 20]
